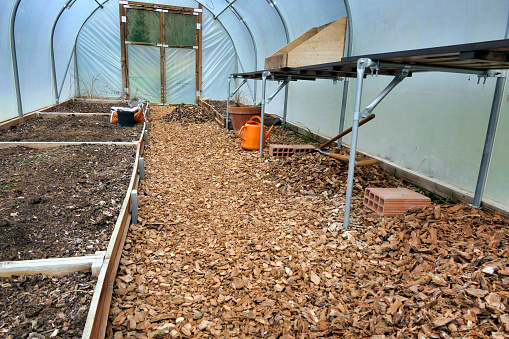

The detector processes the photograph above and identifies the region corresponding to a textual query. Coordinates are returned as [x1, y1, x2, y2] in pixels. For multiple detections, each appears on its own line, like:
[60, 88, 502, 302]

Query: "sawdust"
[108, 106, 509, 338]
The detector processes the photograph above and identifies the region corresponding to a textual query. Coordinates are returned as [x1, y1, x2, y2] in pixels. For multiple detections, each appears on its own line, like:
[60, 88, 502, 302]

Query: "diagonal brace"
[266, 78, 290, 104]
[229, 79, 248, 99]
[360, 65, 410, 119]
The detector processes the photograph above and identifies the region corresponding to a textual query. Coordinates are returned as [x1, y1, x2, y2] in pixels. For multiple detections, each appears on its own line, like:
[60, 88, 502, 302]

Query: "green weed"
[0, 178, 15, 190]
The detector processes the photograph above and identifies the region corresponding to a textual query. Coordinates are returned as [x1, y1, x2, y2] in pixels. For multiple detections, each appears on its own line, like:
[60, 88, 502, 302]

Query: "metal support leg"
[10, 0, 23, 118]
[139, 157, 145, 181]
[259, 71, 270, 157]
[282, 78, 290, 124]
[342, 64, 409, 229]
[343, 58, 376, 229]
[144, 130, 148, 144]
[226, 76, 232, 130]
[473, 70, 507, 208]
[336, 78, 350, 148]
[131, 190, 138, 224]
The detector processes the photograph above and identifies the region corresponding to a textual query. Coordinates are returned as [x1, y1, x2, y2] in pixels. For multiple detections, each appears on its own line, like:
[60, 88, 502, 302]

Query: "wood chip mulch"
[0, 272, 96, 338]
[108, 106, 509, 339]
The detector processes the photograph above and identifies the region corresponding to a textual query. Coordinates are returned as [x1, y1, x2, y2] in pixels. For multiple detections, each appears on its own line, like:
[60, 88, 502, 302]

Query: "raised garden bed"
[0, 145, 135, 261]
[0, 98, 147, 338]
[44, 100, 127, 114]
[0, 115, 143, 143]
[0, 272, 96, 338]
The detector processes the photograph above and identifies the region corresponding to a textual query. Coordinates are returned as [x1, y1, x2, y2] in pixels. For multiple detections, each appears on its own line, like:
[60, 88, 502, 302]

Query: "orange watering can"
[238, 116, 282, 150]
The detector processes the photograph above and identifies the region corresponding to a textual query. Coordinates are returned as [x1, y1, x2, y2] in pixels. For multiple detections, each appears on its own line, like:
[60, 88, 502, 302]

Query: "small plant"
[18, 152, 50, 164]
[232, 90, 249, 107]
[295, 127, 316, 143]
[36, 152, 51, 161]
[417, 187, 454, 205]
[0, 178, 15, 190]
[78, 73, 102, 99]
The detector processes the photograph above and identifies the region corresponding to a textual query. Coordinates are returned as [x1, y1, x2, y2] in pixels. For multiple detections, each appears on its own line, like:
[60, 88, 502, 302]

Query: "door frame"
[119, 1, 202, 104]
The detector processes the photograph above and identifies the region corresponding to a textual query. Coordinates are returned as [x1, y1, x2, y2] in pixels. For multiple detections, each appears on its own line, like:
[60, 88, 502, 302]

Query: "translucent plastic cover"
[128, 45, 161, 102]
[0, 0, 17, 121]
[166, 48, 196, 103]
[77, 1, 122, 98]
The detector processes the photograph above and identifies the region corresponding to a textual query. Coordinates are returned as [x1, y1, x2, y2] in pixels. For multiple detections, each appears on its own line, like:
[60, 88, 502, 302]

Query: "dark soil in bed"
[0, 145, 135, 261]
[46, 100, 127, 113]
[0, 272, 96, 338]
[0, 115, 143, 142]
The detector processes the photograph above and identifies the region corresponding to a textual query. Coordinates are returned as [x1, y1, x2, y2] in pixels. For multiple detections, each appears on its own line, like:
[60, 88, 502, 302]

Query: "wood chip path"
[108, 106, 509, 339]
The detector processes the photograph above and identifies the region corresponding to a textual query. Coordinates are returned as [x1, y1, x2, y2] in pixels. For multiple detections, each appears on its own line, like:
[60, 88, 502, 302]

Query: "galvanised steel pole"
[10, 0, 23, 117]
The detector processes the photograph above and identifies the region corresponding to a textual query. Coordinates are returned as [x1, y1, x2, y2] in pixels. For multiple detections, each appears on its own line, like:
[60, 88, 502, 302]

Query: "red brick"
[363, 188, 431, 217]
[268, 144, 315, 157]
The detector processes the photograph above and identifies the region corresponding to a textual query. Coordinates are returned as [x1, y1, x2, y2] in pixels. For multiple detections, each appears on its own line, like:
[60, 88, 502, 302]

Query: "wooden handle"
[356, 159, 377, 167]
[327, 153, 377, 167]
[327, 153, 350, 162]
[318, 114, 375, 149]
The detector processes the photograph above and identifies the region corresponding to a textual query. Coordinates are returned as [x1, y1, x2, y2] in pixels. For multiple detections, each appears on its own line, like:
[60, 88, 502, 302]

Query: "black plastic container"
[116, 109, 135, 127]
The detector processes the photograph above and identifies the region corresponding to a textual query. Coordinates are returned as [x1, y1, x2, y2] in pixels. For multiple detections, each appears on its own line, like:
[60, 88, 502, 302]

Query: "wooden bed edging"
[82, 105, 148, 339]
[38, 113, 111, 116]
[0, 141, 138, 150]
[200, 100, 226, 128]
[0, 113, 37, 131]
[0, 252, 105, 278]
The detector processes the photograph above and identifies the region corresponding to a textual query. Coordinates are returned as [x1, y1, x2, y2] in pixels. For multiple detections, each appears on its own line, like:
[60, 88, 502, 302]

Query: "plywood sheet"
[265, 17, 347, 69]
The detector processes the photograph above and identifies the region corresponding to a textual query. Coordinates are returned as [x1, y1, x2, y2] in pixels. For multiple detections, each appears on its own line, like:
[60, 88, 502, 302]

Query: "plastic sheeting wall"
[129, 45, 161, 102]
[166, 48, 195, 104]
[201, 9, 236, 100]
[77, 1, 122, 98]
[54, 0, 100, 103]
[14, 0, 64, 113]
[0, 1, 17, 122]
[282, 0, 509, 207]
[347, 0, 509, 208]
[265, 0, 347, 135]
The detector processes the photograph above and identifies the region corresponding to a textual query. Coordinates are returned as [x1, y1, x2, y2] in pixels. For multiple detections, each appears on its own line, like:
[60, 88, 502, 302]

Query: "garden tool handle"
[318, 114, 375, 149]
[327, 153, 350, 162]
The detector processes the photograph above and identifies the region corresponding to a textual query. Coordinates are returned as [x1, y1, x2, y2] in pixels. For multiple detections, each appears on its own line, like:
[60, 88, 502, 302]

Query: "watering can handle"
[238, 125, 246, 141]
[247, 115, 262, 123]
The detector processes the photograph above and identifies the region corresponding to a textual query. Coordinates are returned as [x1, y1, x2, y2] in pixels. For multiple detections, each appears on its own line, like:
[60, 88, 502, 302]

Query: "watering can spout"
[265, 117, 282, 140]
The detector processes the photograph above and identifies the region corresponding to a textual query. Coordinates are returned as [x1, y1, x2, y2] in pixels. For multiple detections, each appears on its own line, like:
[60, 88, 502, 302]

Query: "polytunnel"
[1, 1, 509, 338]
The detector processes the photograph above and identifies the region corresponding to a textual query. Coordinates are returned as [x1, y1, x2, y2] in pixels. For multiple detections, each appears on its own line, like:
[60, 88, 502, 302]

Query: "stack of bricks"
[268, 144, 315, 157]
[363, 187, 431, 216]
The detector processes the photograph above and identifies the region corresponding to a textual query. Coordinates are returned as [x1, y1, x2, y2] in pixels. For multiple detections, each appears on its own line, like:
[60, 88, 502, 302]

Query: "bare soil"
[108, 106, 509, 338]
[0, 145, 134, 261]
[165, 104, 214, 124]
[0, 115, 143, 142]
[46, 100, 127, 113]
[0, 272, 96, 338]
